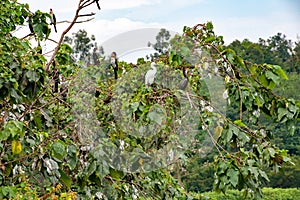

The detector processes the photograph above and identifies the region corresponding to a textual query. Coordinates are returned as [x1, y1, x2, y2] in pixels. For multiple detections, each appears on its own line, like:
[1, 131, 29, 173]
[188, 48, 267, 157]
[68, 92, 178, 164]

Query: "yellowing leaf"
[12, 140, 22, 155]
[214, 126, 223, 139]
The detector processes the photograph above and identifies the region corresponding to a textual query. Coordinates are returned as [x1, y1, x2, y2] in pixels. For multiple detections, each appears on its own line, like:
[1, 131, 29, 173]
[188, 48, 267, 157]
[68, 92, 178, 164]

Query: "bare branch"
[78, 13, 95, 17]
[43, 49, 55, 56]
[20, 33, 34, 40]
[46, 0, 98, 71]
[81, 0, 96, 9]
[57, 17, 94, 24]
[47, 38, 59, 44]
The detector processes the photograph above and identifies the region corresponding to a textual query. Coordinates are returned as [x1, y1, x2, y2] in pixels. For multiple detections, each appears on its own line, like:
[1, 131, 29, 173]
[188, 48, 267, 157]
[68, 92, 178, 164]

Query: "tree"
[257, 33, 293, 71]
[64, 29, 104, 64]
[291, 39, 300, 73]
[267, 33, 292, 64]
[147, 28, 171, 60]
[228, 39, 264, 64]
[0, 1, 299, 200]
[167, 23, 299, 199]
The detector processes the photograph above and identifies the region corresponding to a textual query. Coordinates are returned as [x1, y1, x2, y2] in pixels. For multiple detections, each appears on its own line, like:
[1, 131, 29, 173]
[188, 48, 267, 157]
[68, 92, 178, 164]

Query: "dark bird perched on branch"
[51, 61, 60, 93]
[28, 17, 34, 34]
[180, 67, 189, 90]
[180, 66, 195, 90]
[49, 8, 57, 33]
[95, 0, 101, 10]
[110, 52, 118, 80]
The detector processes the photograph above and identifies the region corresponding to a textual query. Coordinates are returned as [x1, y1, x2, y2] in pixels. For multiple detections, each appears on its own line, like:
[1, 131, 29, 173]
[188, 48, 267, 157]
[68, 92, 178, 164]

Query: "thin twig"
[20, 33, 34, 40]
[78, 13, 95, 17]
[57, 17, 94, 24]
[47, 38, 59, 44]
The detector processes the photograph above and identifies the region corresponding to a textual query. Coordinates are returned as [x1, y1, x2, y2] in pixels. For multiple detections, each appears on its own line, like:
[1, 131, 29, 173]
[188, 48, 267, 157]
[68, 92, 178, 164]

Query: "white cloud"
[102, 0, 160, 10]
[71, 18, 161, 43]
[62, 18, 168, 62]
[212, 14, 300, 44]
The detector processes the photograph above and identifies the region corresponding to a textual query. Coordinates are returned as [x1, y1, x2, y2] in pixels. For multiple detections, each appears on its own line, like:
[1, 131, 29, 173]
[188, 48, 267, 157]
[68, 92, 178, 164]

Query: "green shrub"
[199, 188, 300, 200]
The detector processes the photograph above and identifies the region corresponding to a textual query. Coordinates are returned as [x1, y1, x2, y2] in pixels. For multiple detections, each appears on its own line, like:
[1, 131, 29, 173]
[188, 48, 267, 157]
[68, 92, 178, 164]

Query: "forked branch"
[46, 0, 98, 71]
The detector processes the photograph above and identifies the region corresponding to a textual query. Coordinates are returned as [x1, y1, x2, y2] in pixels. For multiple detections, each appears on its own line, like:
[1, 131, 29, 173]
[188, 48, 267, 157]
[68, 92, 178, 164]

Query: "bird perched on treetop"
[95, 0, 101, 10]
[49, 8, 57, 33]
[145, 62, 157, 86]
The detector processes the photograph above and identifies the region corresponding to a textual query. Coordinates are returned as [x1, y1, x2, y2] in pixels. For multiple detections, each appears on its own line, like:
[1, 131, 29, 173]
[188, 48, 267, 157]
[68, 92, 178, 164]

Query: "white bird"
[145, 62, 157, 86]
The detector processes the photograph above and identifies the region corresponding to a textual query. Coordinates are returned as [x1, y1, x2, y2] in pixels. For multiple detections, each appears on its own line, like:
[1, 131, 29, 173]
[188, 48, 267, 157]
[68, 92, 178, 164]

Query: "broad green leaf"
[109, 168, 124, 180]
[273, 65, 288, 80]
[268, 81, 276, 89]
[217, 161, 228, 174]
[255, 95, 264, 107]
[237, 56, 245, 68]
[204, 36, 215, 43]
[267, 147, 276, 157]
[131, 102, 139, 112]
[87, 161, 96, 177]
[0, 121, 25, 140]
[180, 46, 190, 57]
[147, 105, 165, 125]
[249, 65, 257, 75]
[34, 23, 45, 40]
[265, 71, 280, 85]
[12, 121, 25, 138]
[248, 166, 259, 179]
[59, 169, 72, 188]
[26, 70, 39, 82]
[52, 140, 67, 161]
[33, 110, 43, 129]
[237, 131, 250, 145]
[226, 49, 236, 63]
[214, 126, 223, 139]
[1, 186, 16, 198]
[67, 158, 77, 171]
[0, 129, 10, 141]
[258, 74, 269, 88]
[97, 162, 110, 179]
[259, 170, 269, 181]
[234, 120, 246, 127]
[206, 21, 214, 30]
[227, 168, 239, 187]
[10, 88, 21, 103]
[277, 108, 289, 122]
[226, 127, 233, 143]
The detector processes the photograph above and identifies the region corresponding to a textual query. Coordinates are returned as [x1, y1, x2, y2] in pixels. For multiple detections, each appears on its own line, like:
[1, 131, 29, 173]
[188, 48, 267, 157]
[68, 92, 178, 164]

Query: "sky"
[17, 0, 300, 62]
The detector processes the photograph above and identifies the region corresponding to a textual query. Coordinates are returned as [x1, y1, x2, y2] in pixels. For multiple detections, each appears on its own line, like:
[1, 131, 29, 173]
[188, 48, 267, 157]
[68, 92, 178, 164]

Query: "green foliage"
[0, 1, 299, 199]
[0, 0, 30, 35]
[201, 188, 300, 200]
[265, 156, 300, 188]
[29, 10, 51, 41]
[228, 33, 299, 73]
